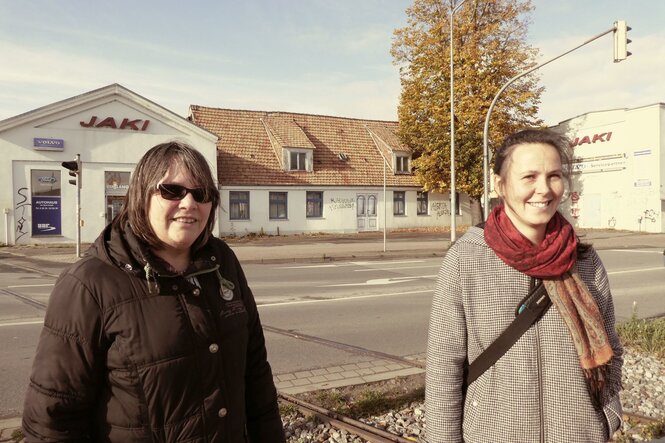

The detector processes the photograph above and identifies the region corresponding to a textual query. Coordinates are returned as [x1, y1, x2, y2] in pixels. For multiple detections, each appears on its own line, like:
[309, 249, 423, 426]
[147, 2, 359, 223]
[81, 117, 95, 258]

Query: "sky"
[0, 0, 663, 126]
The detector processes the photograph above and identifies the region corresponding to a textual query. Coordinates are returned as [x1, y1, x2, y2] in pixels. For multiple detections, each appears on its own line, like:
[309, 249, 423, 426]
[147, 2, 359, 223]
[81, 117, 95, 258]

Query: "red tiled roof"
[189, 106, 420, 188]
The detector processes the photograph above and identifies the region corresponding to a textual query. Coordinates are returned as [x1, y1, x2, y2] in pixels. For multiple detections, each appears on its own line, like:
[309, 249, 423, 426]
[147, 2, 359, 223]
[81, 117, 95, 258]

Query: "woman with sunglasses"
[22, 142, 285, 442]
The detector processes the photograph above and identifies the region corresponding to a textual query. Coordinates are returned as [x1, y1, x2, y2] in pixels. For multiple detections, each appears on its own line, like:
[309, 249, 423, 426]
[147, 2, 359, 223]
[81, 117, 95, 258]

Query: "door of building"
[356, 193, 377, 231]
[106, 195, 125, 225]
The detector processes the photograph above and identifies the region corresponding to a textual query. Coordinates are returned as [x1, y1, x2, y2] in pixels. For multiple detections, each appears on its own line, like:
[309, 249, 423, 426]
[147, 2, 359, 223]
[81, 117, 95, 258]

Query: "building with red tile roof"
[189, 106, 469, 235]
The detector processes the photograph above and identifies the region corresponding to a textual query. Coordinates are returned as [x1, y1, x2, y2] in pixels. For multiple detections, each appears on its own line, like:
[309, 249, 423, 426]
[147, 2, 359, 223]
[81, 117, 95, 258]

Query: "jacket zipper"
[533, 277, 545, 443]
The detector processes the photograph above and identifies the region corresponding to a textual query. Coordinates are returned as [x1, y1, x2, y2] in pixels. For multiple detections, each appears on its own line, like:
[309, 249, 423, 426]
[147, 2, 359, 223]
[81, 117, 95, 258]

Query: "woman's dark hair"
[493, 128, 574, 190]
[114, 141, 220, 251]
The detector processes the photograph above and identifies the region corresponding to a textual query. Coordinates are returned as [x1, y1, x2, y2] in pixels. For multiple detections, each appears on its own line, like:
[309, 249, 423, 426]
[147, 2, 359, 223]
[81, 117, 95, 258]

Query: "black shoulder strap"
[465, 281, 551, 387]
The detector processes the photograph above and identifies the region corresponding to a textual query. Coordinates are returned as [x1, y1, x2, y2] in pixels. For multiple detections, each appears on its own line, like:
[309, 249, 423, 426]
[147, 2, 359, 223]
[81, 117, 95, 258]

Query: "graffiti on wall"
[15, 187, 30, 241]
[641, 209, 656, 223]
[637, 209, 657, 231]
[607, 217, 616, 228]
[570, 191, 581, 219]
[329, 198, 354, 212]
[431, 202, 450, 217]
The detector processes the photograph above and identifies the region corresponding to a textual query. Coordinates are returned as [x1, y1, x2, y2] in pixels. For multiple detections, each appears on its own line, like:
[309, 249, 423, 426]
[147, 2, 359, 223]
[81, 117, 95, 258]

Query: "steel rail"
[279, 392, 417, 443]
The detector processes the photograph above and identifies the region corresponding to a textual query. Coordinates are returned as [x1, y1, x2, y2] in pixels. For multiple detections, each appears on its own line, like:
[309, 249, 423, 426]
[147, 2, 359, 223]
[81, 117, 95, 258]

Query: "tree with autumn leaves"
[392, 0, 543, 222]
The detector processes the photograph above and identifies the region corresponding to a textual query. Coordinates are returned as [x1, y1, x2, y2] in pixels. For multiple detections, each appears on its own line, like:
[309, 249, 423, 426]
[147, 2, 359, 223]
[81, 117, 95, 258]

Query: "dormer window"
[290, 151, 306, 170]
[395, 155, 410, 174]
[285, 148, 312, 172]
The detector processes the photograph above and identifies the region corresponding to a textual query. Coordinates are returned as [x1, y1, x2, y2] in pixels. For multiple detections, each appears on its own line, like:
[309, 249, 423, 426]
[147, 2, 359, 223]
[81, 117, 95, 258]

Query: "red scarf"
[484, 205, 613, 409]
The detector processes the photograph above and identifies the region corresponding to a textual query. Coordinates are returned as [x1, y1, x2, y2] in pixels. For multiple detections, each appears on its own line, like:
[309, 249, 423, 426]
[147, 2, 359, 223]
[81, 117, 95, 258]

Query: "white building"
[0, 85, 470, 245]
[188, 106, 470, 236]
[0, 84, 218, 246]
[552, 103, 664, 233]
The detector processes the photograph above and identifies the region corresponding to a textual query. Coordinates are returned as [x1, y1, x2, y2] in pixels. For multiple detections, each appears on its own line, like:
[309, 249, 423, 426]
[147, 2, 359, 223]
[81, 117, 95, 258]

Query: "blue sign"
[31, 196, 62, 235]
[33, 138, 65, 151]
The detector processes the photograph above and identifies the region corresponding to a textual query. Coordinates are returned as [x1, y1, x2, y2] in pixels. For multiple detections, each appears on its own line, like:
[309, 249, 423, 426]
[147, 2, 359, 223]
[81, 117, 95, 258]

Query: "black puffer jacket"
[22, 222, 285, 442]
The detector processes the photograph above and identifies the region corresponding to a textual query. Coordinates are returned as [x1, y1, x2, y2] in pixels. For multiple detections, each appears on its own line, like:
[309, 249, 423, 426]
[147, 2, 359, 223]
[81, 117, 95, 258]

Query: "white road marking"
[323, 275, 436, 287]
[7, 284, 54, 288]
[0, 319, 44, 327]
[278, 259, 426, 269]
[258, 289, 433, 308]
[606, 249, 663, 254]
[354, 264, 440, 272]
[608, 267, 665, 276]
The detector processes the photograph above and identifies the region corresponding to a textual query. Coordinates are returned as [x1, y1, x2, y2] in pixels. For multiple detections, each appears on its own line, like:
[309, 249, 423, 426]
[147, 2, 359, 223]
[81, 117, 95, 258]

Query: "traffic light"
[62, 154, 82, 188]
[613, 20, 632, 62]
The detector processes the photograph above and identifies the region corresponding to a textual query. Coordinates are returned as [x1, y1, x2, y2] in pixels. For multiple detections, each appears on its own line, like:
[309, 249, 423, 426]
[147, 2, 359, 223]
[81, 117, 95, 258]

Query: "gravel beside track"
[283, 348, 665, 442]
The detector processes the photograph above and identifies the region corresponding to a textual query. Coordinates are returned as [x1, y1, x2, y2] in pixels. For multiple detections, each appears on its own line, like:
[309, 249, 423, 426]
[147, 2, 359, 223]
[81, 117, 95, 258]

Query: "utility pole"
[448, 0, 469, 242]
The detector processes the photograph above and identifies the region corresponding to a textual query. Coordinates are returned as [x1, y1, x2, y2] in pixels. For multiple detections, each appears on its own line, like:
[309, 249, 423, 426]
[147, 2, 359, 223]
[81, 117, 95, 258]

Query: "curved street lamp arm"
[482, 26, 615, 218]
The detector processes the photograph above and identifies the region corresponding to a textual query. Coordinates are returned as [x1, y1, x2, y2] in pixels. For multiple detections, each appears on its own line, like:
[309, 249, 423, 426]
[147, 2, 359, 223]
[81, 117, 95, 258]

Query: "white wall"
[1, 90, 218, 245]
[219, 186, 471, 236]
[555, 104, 664, 233]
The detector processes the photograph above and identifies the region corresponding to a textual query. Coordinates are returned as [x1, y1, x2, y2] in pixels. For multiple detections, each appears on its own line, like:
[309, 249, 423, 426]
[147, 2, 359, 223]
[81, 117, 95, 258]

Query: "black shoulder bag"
[464, 279, 551, 389]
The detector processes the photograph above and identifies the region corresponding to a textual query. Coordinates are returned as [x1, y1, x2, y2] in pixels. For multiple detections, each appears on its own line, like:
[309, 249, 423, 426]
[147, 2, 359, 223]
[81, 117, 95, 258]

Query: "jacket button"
[209, 343, 219, 353]
[172, 284, 178, 291]
[211, 256, 217, 262]
[192, 288, 201, 296]
[218, 408, 227, 418]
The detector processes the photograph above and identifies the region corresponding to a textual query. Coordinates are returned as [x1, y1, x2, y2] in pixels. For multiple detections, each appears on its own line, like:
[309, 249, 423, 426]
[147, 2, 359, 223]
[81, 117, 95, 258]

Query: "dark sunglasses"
[157, 183, 211, 203]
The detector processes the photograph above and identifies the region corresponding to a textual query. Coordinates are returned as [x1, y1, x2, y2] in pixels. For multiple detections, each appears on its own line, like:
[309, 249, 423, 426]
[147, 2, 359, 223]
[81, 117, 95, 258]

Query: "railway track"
[279, 392, 416, 443]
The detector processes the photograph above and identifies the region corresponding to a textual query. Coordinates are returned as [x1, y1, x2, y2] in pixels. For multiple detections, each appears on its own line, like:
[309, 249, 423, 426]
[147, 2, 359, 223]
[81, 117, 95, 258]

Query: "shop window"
[269, 192, 288, 219]
[393, 191, 405, 216]
[105, 171, 130, 225]
[30, 169, 62, 236]
[306, 191, 323, 218]
[229, 191, 250, 220]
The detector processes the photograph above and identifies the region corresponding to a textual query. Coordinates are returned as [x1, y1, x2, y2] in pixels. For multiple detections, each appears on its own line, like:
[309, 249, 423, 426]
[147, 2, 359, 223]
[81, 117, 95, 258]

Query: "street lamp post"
[449, 0, 468, 243]
[482, 23, 626, 219]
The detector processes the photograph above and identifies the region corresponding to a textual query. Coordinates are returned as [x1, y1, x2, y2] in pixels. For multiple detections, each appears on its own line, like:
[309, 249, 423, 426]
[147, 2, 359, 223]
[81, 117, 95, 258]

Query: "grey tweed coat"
[425, 227, 623, 443]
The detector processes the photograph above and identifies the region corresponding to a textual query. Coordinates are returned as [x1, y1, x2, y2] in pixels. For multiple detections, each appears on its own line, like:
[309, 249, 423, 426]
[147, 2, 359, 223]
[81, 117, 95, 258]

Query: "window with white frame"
[269, 192, 288, 219]
[306, 191, 323, 218]
[395, 155, 409, 173]
[229, 191, 250, 220]
[393, 191, 405, 215]
[290, 152, 307, 171]
[417, 191, 428, 215]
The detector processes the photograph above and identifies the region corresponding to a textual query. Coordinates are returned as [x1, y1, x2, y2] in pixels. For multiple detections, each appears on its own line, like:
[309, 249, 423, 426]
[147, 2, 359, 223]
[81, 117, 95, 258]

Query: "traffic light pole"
[74, 153, 81, 257]
[482, 24, 624, 219]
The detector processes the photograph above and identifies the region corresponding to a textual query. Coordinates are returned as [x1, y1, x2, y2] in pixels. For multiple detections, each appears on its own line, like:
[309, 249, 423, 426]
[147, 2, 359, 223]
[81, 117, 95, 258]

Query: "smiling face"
[148, 164, 212, 262]
[494, 142, 565, 244]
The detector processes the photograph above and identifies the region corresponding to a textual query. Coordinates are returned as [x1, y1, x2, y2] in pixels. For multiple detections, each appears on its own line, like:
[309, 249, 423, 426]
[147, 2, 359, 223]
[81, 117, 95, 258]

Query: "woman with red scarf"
[425, 129, 623, 443]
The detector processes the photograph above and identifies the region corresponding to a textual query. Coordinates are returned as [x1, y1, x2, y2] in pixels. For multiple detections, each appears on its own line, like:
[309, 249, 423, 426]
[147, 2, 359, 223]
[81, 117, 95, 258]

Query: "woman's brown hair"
[493, 128, 574, 190]
[114, 141, 220, 251]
